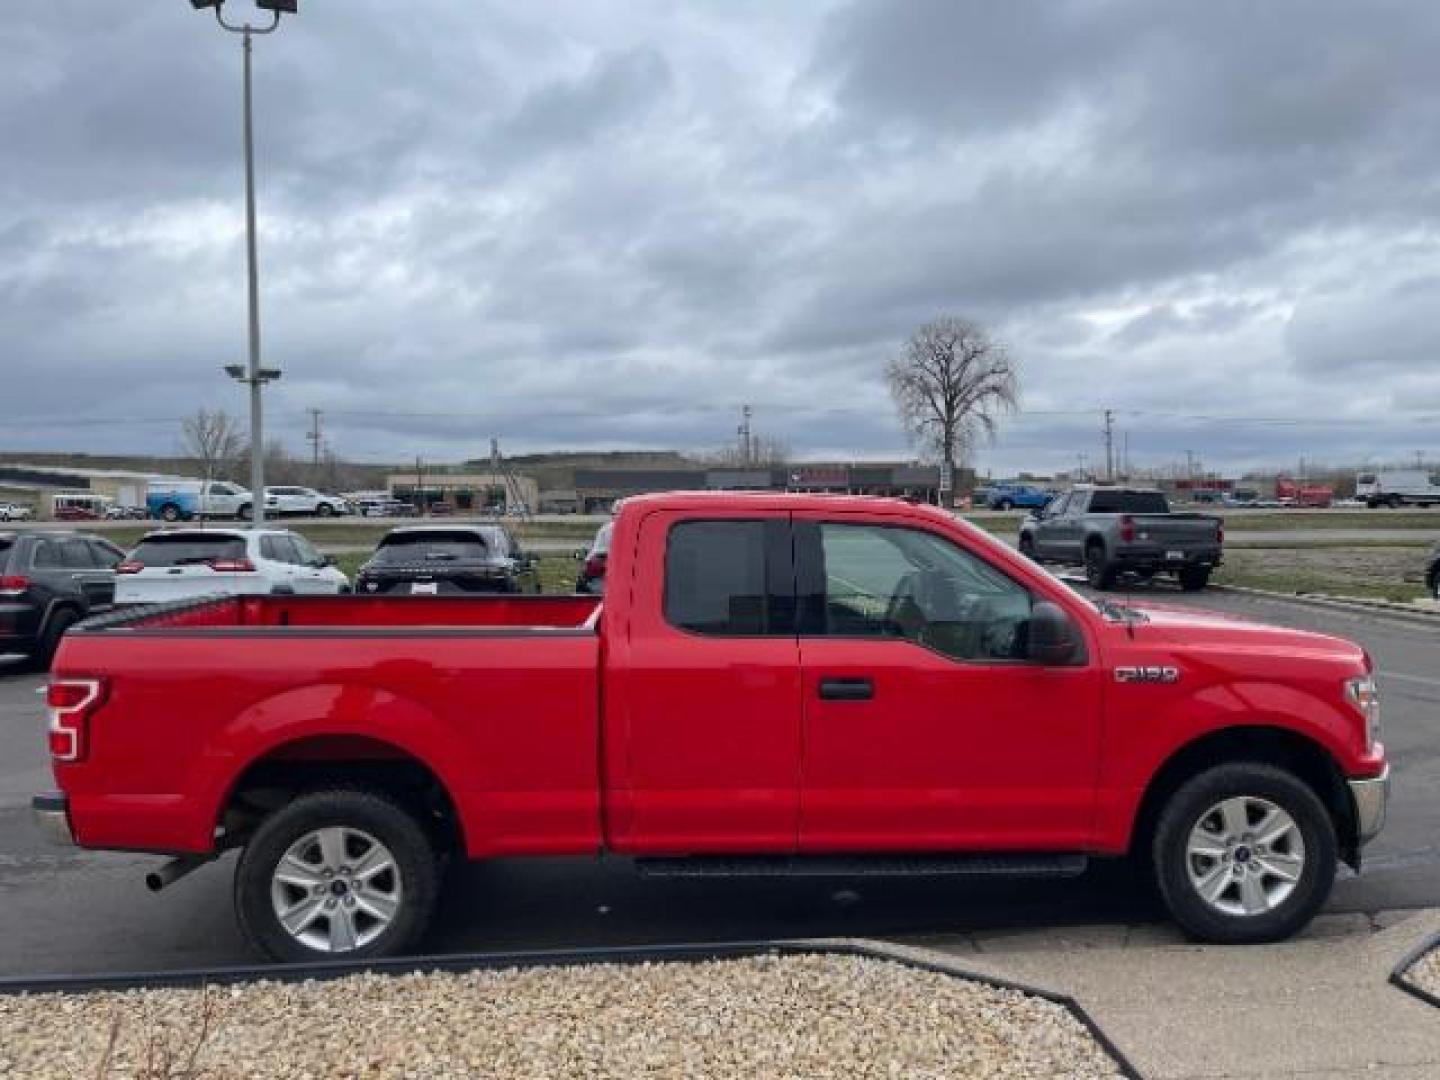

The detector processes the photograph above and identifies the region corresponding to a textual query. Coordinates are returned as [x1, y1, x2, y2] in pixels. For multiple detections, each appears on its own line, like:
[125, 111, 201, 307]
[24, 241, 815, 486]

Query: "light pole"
[192, 0, 297, 526]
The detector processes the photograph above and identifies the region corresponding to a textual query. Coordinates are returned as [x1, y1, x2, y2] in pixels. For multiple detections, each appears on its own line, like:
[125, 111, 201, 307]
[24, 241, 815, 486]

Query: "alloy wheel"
[1185, 796, 1305, 917]
[269, 826, 402, 953]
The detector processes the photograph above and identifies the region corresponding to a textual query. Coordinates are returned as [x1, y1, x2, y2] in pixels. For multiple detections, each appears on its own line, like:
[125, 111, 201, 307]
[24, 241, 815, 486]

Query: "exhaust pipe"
[145, 855, 213, 893]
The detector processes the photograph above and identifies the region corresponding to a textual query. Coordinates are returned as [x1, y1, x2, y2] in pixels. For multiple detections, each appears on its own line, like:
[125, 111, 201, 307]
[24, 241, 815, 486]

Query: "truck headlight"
[1346, 675, 1381, 752]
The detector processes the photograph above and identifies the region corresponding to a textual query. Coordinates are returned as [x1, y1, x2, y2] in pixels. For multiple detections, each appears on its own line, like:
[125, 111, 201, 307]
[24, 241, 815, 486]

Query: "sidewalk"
[884, 909, 1440, 1079]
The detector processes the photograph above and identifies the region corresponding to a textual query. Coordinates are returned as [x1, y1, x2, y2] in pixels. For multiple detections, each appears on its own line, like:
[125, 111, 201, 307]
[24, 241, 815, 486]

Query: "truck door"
[605, 511, 802, 854]
[794, 515, 1104, 852]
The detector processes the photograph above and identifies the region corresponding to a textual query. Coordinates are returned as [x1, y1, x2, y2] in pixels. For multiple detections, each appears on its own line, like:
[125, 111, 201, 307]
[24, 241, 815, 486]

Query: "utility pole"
[306, 407, 323, 469]
[1103, 409, 1115, 482]
[737, 405, 753, 467]
[414, 455, 425, 517]
[1121, 430, 1130, 478]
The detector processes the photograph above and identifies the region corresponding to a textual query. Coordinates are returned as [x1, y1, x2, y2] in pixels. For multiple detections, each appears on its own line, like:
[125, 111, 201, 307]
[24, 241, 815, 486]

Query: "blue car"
[985, 483, 1053, 511]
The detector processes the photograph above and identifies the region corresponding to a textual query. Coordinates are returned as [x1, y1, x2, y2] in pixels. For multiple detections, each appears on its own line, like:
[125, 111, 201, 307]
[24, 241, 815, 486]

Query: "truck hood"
[1106, 601, 1367, 665]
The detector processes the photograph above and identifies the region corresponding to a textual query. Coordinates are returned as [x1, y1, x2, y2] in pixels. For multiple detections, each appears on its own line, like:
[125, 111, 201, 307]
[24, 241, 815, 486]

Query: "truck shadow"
[429, 857, 1162, 953]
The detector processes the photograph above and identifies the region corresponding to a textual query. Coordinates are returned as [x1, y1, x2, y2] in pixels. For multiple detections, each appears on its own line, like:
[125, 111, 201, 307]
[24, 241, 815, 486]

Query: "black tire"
[1428, 567, 1440, 600]
[1084, 543, 1116, 590]
[33, 608, 79, 669]
[237, 503, 253, 521]
[317, 503, 335, 517]
[235, 789, 440, 962]
[997, 499, 1014, 511]
[159, 503, 181, 523]
[1152, 762, 1336, 944]
[1178, 566, 1212, 592]
[1018, 534, 1038, 560]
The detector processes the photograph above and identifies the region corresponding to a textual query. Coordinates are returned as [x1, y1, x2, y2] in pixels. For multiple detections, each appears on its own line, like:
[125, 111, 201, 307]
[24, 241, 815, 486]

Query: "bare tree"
[887, 317, 1019, 492]
[180, 409, 246, 486]
[703, 435, 792, 469]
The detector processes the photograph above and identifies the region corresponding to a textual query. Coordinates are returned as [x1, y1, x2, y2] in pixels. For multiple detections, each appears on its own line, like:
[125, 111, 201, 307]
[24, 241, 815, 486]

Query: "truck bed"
[81, 593, 602, 633]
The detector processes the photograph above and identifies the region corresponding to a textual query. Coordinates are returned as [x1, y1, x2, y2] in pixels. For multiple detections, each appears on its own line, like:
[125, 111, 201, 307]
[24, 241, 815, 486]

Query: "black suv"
[355, 525, 540, 595]
[0, 531, 125, 667]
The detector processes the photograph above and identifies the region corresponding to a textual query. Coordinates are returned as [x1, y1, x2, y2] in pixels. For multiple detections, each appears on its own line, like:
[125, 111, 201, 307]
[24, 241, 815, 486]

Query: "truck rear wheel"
[235, 789, 439, 962]
[1178, 566, 1212, 591]
[1151, 762, 1335, 944]
[1084, 544, 1116, 590]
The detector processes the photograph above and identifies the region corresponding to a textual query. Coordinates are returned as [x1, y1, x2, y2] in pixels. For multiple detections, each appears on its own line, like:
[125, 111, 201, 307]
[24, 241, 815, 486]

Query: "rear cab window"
[130, 534, 248, 567]
[1087, 490, 1169, 514]
[663, 519, 791, 636]
[373, 531, 489, 562]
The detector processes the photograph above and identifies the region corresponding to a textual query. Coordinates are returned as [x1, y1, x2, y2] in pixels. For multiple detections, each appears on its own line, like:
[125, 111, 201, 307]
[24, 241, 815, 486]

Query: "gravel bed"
[0, 953, 1124, 1079]
[1409, 943, 1440, 1001]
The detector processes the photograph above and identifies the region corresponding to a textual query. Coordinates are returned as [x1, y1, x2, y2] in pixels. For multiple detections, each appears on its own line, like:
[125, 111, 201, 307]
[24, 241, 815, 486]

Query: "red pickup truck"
[33, 493, 1389, 961]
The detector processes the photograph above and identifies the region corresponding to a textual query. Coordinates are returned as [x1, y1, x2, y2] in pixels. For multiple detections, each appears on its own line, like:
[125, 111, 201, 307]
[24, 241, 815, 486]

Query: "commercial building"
[572, 462, 943, 512]
[385, 471, 540, 514]
[0, 464, 188, 519]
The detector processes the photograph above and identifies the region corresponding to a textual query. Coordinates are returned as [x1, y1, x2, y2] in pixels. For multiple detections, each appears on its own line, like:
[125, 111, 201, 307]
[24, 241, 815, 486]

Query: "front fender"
[1094, 677, 1365, 852]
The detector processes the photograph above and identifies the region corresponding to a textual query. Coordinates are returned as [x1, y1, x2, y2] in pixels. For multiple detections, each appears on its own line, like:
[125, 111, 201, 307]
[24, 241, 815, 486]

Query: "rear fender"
[196, 682, 463, 848]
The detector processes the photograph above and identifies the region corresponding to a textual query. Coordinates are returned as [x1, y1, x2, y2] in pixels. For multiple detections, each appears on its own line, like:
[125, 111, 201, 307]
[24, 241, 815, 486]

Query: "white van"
[1355, 470, 1440, 508]
[145, 480, 255, 522]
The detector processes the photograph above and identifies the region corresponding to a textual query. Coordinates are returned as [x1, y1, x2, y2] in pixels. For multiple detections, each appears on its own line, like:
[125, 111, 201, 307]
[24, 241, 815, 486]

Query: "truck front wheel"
[235, 789, 439, 962]
[1151, 763, 1335, 944]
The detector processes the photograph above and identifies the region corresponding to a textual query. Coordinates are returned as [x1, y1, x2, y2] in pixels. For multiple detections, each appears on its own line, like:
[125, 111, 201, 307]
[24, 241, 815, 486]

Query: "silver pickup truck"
[1018, 485, 1223, 591]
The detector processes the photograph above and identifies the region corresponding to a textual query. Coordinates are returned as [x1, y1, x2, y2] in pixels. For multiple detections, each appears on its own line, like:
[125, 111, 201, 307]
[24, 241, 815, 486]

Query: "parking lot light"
[189, 0, 297, 527]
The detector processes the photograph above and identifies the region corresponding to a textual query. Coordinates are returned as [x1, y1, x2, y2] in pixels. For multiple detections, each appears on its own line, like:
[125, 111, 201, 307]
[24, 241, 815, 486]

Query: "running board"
[636, 853, 1088, 879]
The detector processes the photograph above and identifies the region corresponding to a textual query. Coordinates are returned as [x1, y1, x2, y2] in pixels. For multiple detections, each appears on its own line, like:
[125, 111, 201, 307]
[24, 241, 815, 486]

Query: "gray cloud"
[4, 0, 1440, 476]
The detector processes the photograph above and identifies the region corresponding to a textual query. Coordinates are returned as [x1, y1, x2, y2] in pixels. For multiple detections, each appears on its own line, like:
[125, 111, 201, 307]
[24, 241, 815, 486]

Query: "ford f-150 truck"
[1019, 485, 1224, 591]
[33, 493, 1388, 961]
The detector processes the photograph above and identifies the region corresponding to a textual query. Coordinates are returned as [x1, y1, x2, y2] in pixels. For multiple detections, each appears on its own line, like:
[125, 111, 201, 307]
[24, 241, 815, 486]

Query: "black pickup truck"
[1018, 486, 1223, 590]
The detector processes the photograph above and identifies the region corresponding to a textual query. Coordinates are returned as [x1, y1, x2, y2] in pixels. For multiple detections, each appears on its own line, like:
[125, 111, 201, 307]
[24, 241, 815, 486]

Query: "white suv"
[0, 503, 35, 522]
[264, 487, 350, 517]
[115, 529, 349, 604]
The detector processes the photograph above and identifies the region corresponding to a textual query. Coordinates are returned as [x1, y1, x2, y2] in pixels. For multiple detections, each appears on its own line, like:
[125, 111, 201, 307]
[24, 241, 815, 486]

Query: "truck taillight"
[47, 678, 105, 762]
[585, 554, 607, 579]
[115, 560, 144, 574]
[208, 558, 256, 572]
[1217, 518, 1225, 544]
[1118, 516, 1135, 543]
[0, 574, 30, 596]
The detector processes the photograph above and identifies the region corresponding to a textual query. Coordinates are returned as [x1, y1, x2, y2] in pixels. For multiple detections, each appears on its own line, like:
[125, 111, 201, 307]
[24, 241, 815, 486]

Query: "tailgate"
[116, 566, 264, 603]
[1130, 515, 1220, 548]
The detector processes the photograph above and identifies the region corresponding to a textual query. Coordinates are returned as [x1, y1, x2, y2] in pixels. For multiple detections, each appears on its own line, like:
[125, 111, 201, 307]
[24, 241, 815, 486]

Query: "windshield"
[130, 535, 246, 566]
[372, 531, 489, 562]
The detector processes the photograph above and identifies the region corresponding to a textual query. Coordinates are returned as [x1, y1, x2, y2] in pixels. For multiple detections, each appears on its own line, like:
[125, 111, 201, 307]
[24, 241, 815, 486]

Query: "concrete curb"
[1212, 584, 1440, 624]
[1391, 928, 1440, 1012]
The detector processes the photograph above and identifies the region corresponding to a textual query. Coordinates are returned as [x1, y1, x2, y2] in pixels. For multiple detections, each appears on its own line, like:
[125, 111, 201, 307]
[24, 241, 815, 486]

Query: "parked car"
[0, 503, 35, 522]
[1357, 470, 1440, 509]
[114, 529, 348, 604]
[352, 495, 409, 517]
[146, 480, 253, 522]
[1019, 485, 1224, 590]
[355, 525, 539, 596]
[34, 493, 1388, 961]
[575, 521, 614, 594]
[985, 483, 1053, 511]
[264, 486, 351, 517]
[1426, 543, 1440, 600]
[0, 531, 123, 666]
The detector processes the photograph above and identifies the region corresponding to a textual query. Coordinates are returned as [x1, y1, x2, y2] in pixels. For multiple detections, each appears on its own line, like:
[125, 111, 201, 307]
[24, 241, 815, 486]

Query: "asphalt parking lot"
[0, 587, 1435, 978]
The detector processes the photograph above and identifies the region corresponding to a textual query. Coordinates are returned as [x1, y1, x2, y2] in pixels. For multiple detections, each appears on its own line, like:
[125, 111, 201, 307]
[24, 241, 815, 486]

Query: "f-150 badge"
[1115, 666, 1180, 684]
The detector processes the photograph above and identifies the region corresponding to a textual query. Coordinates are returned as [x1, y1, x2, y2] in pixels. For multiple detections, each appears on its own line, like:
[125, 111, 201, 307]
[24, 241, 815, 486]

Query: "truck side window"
[664, 520, 772, 636]
[814, 524, 1033, 662]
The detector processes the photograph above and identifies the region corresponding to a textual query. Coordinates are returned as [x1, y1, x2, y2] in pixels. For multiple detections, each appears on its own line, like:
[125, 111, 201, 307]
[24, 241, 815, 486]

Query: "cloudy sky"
[4, 0, 1440, 475]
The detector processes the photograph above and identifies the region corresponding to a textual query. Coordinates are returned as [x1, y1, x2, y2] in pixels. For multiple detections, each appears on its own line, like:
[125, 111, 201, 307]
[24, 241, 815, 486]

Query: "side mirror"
[1027, 601, 1082, 665]
[574, 549, 586, 561]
